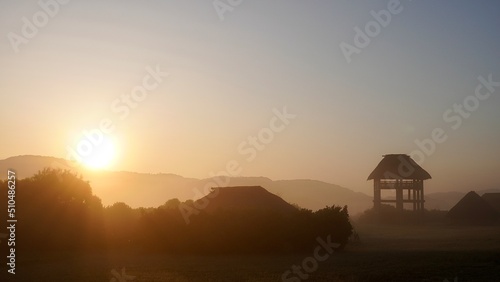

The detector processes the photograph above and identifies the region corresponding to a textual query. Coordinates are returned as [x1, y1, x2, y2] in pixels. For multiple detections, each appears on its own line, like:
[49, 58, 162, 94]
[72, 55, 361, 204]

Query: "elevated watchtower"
[368, 154, 431, 211]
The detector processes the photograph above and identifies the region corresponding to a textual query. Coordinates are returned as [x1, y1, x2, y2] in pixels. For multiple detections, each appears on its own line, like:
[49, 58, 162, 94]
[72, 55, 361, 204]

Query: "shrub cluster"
[0, 169, 353, 254]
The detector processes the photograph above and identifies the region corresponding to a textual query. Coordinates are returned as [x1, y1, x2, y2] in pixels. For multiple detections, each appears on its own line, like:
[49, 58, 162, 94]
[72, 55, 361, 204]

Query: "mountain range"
[1, 155, 498, 215]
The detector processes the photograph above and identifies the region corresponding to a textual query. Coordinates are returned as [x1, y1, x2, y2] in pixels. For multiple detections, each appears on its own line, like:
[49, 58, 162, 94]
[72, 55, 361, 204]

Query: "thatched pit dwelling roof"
[448, 191, 499, 222]
[367, 154, 431, 180]
[195, 186, 298, 214]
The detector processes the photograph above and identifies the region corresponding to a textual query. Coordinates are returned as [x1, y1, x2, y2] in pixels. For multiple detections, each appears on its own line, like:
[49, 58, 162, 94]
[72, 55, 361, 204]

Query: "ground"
[2, 224, 500, 282]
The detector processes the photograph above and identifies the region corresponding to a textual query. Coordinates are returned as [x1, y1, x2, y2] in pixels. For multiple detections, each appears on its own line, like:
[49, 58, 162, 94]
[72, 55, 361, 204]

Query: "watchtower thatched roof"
[367, 154, 431, 180]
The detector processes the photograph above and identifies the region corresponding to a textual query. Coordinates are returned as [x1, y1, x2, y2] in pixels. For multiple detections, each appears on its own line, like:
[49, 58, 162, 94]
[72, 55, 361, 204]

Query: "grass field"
[2, 224, 500, 282]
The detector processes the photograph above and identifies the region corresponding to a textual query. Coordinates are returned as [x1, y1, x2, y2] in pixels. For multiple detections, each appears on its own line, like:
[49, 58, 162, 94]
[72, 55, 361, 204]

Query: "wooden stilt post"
[374, 179, 381, 210]
[396, 179, 403, 211]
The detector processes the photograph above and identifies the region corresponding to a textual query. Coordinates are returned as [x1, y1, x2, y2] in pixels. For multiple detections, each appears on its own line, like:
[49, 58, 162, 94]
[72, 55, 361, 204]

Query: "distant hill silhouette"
[195, 186, 298, 214]
[2, 155, 499, 214]
[0, 155, 373, 214]
[0, 155, 66, 178]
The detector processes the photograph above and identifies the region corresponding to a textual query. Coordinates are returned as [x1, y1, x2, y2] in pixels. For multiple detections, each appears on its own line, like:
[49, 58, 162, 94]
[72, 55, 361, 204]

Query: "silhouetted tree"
[0, 168, 104, 252]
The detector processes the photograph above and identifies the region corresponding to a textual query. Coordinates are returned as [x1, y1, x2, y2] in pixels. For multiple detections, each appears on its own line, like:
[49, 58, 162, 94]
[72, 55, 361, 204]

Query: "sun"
[81, 136, 117, 170]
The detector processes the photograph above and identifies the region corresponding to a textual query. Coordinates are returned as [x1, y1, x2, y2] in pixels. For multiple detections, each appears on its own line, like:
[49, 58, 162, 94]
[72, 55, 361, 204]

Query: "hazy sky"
[1, 0, 500, 195]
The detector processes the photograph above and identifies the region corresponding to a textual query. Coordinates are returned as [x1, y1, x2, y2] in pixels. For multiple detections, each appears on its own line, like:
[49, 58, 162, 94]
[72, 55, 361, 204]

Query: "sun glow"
[80, 136, 117, 170]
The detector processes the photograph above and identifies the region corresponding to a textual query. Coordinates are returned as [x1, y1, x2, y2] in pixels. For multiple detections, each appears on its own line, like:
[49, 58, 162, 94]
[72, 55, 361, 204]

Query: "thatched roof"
[195, 186, 297, 214]
[367, 154, 431, 180]
[448, 191, 498, 222]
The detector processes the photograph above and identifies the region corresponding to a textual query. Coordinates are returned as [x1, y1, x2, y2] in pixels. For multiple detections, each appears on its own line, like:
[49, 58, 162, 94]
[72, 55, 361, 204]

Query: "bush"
[136, 204, 353, 253]
[0, 169, 353, 254]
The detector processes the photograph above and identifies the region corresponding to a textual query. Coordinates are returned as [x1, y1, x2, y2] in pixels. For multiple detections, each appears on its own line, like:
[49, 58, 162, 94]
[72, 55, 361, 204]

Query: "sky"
[1, 0, 500, 195]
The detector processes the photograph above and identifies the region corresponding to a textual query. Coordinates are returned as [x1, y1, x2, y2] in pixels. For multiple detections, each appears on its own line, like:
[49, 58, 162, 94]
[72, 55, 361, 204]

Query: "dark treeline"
[0, 169, 352, 254]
